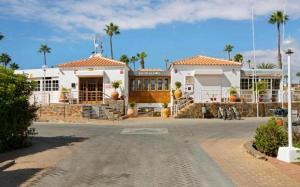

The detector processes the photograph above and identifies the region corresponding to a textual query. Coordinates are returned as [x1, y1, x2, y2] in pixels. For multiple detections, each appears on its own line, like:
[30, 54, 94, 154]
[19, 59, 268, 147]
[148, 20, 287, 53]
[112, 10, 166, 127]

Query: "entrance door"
[79, 77, 103, 104]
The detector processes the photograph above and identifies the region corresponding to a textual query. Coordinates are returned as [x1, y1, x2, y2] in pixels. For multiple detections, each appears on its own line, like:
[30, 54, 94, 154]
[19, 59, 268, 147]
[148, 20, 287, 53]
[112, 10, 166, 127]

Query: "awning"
[193, 69, 223, 75]
[75, 70, 103, 77]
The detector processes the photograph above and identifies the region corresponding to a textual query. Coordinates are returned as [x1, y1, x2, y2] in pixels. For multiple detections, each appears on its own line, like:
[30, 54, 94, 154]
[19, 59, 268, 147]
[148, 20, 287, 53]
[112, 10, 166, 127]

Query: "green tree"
[130, 56, 138, 71]
[224, 44, 234, 60]
[119, 54, 129, 65]
[247, 59, 252, 68]
[0, 67, 37, 152]
[9, 62, 19, 70]
[104, 22, 120, 59]
[233, 53, 243, 63]
[269, 11, 288, 69]
[38, 44, 51, 66]
[0, 32, 4, 40]
[164, 59, 169, 70]
[0, 53, 11, 69]
[296, 72, 300, 84]
[137, 52, 147, 69]
[257, 63, 276, 69]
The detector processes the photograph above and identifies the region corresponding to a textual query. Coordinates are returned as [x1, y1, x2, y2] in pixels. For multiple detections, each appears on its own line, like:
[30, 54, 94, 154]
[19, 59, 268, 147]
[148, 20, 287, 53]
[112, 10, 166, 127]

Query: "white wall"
[171, 65, 240, 103]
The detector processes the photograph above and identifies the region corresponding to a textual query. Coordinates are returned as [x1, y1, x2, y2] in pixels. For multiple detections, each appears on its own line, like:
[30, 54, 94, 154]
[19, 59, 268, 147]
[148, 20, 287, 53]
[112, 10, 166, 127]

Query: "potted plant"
[254, 81, 268, 103]
[127, 101, 136, 117]
[174, 81, 182, 100]
[229, 87, 238, 102]
[161, 102, 170, 118]
[111, 81, 120, 100]
[276, 117, 284, 126]
[59, 87, 70, 102]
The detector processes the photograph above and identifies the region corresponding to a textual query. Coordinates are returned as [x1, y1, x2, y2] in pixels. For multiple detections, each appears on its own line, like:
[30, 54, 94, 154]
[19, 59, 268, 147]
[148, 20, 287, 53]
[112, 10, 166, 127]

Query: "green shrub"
[112, 81, 120, 89]
[253, 118, 288, 156]
[175, 81, 181, 89]
[0, 67, 37, 152]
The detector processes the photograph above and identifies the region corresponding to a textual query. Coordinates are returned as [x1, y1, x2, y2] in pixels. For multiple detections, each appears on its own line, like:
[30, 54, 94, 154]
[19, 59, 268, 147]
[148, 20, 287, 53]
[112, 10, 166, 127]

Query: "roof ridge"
[57, 55, 126, 67]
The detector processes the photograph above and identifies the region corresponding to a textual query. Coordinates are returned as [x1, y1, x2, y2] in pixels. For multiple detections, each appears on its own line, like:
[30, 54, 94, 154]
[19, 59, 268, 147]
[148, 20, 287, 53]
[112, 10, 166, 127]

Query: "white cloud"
[0, 0, 300, 39]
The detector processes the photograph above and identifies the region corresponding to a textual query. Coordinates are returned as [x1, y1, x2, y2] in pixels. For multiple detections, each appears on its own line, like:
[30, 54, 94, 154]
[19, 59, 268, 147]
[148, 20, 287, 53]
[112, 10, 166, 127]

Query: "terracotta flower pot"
[59, 93, 67, 102]
[174, 89, 182, 100]
[111, 91, 119, 100]
[276, 118, 284, 126]
[127, 108, 136, 118]
[161, 108, 170, 118]
[229, 95, 237, 102]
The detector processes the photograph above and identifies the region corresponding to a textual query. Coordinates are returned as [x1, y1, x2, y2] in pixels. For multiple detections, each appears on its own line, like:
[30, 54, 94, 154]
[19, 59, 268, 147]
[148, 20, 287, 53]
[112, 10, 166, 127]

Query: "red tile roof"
[58, 55, 126, 68]
[172, 55, 242, 66]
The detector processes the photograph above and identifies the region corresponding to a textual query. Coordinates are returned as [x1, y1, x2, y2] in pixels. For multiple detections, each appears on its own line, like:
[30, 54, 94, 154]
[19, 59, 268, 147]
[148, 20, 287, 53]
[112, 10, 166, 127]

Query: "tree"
[0, 53, 11, 69]
[224, 44, 234, 60]
[233, 53, 243, 63]
[130, 56, 138, 71]
[0, 32, 4, 40]
[137, 52, 147, 69]
[119, 54, 129, 65]
[257, 63, 276, 69]
[104, 22, 120, 59]
[296, 72, 300, 84]
[269, 11, 288, 68]
[38, 44, 51, 66]
[10, 62, 19, 70]
[247, 59, 252, 68]
[164, 59, 169, 70]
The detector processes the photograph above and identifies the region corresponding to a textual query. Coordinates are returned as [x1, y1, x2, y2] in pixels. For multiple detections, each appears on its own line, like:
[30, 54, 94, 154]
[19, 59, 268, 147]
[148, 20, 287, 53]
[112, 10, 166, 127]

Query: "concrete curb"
[244, 141, 268, 161]
[0, 160, 15, 171]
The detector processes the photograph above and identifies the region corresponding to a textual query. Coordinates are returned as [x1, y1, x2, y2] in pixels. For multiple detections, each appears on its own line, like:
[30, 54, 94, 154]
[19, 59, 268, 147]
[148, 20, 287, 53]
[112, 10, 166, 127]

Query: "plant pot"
[127, 108, 136, 118]
[174, 89, 182, 100]
[276, 118, 284, 126]
[111, 91, 119, 100]
[120, 95, 125, 100]
[229, 95, 237, 102]
[161, 108, 169, 118]
[59, 94, 66, 102]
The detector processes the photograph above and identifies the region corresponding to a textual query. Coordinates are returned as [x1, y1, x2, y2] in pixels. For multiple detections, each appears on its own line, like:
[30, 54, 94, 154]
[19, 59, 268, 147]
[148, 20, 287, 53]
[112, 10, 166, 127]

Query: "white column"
[287, 53, 292, 148]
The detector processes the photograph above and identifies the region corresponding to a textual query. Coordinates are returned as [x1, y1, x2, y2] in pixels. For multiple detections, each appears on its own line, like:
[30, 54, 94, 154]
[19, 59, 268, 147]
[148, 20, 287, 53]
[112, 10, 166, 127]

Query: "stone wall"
[175, 102, 300, 118]
[37, 104, 83, 120]
[104, 100, 125, 115]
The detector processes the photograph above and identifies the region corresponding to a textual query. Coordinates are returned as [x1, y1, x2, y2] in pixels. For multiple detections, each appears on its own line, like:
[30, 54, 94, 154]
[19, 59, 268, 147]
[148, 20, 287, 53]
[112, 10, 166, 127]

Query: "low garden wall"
[181, 102, 300, 118]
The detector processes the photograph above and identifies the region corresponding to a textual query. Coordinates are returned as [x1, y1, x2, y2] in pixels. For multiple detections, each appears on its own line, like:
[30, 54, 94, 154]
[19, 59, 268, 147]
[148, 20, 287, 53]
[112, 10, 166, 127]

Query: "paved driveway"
[3, 118, 268, 186]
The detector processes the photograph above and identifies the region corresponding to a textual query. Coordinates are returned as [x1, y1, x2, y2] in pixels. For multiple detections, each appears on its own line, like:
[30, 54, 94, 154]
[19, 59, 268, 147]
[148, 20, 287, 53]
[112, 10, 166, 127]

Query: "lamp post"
[277, 48, 300, 163]
[42, 65, 47, 104]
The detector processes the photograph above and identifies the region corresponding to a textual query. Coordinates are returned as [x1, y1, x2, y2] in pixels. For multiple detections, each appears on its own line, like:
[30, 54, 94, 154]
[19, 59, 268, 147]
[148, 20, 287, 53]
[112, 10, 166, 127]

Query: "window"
[34, 81, 40, 91]
[137, 79, 142, 91]
[241, 79, 249, 90]
[164, 78, 169, 90]
[157, 79, 162, 90]
[130, 79, 135, 92]
[52, 80, 59, 91]
[272, 79, 280, 89]
[143, 79, 149, 91]
[43, 80, 52, 91]
[261, 79, 271, 89]
[151, 79, 156, 90]
[185, 76, 194, 84]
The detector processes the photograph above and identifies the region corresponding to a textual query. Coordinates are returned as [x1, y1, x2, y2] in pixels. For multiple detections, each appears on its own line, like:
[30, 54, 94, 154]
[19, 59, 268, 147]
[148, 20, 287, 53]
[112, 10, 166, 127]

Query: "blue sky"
[0, 0, 300, 77]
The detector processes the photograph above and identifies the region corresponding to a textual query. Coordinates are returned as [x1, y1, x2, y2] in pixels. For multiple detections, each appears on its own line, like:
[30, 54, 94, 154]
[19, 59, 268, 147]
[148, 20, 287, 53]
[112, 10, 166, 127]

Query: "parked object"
[231, 106, 241, 120]
[218, 106, 227, 120]
[161, 103, 170, 118]
[202, 104, 207, 118]
[111, 81, 120, 100]
[127, 102, 137, 117]
[174, 81, 182, 100]
[229, 87, 237, 102]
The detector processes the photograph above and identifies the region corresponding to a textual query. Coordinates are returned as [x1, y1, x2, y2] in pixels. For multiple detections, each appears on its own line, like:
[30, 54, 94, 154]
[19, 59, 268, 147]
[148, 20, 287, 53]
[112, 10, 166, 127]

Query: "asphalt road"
[26, 118, 268, 186]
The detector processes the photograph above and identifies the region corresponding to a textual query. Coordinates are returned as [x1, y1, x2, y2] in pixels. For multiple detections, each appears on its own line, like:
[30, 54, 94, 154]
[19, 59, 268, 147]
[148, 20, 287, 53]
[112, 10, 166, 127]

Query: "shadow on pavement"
[0, 136, 88, 163]
[0, 168, 42, 187]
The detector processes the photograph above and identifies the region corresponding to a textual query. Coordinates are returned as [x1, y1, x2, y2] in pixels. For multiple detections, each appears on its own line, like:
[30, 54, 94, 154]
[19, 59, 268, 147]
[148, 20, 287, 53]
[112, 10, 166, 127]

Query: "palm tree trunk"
[277, 23, 282, 68]
[43, 52, 47, 66]
[228, 52, 231, 60]
[141, 59, 145, 69]
[110, 36, 113, 59]
[134, 62, 135, 71]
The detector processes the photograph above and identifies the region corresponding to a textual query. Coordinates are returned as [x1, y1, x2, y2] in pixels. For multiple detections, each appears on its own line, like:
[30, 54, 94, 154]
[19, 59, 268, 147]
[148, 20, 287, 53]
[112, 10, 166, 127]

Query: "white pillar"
[287, 53, 292, 148]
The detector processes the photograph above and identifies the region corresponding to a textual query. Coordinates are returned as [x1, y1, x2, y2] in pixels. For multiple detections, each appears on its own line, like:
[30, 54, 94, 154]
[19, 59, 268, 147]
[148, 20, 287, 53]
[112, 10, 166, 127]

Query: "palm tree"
[164, 59, 169, 70]
[247, 59, 252, 68]
[104, 22, 120, 59]
[296, 72, 300, 84]
[119, 54, 129, 66]
[0, 32, 4, 40]
[224, 44, 234, 60]
[9, 62, 19, 70]
[130, 56, 138, 71]
[269, 11, 288, 68]
[137, 52, 147, 69]
[38, 44, 51, 66]
[256, 63, 276, 69]
[233, 53, 243, 63]
[0, 53, 11, 69]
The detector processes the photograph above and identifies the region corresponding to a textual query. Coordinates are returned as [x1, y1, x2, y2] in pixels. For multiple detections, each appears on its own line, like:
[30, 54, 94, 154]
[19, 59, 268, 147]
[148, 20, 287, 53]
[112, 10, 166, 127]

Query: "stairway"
[172, 97, 194, 118]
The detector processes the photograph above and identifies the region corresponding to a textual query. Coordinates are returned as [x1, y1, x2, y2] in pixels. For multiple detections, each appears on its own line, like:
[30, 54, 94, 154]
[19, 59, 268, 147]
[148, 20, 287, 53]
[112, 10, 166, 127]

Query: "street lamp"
[42, 65, 47, 104]
[277, 48, 300, 163]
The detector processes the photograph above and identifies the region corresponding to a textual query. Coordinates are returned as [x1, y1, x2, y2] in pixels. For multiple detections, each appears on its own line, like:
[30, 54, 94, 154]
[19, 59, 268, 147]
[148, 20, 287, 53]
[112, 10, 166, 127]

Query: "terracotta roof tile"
[58, 55, 126, 68]
[172, 55, 242, 66]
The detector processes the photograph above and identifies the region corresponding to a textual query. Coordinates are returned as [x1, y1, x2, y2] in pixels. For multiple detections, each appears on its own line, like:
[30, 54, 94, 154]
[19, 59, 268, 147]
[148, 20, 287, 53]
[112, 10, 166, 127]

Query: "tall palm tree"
[9, 62, 19, 70]
[224, 44, 234, 60]
[233, 53, 243, 63]
[38, 44, 51, 66]
[0, 32, 4, 40]
[119, 54, 129, 66]
[137, 52, 147, 69]
[296, 72, 300, 84]
[104, 22, 120, 59]
[269, 11, 288, 68]
[247, 59, 252, 68]
[130, 56, 138, 71]
[256, 62, 276, 69]
[164, 59, 169, 70]
[0, 53, 11, 69]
